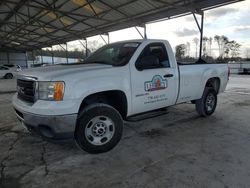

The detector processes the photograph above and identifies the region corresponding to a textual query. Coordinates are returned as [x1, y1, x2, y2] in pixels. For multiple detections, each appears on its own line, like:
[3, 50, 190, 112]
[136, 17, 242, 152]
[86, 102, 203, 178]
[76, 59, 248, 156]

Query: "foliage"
[214, 35, 229, 58]
[176, 34, 242, 63]
[192, 37, 199, 58]
[226, 40, 241, 58]
[175, 44, 186, 61]
[212, 35, 241, 59]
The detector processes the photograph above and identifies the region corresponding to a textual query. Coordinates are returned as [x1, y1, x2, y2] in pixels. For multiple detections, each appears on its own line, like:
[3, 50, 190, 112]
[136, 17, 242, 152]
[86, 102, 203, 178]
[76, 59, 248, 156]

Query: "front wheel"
[75, 103, 123, 154]
[4, 73, 13, 79]
[195, 87, 217, 117]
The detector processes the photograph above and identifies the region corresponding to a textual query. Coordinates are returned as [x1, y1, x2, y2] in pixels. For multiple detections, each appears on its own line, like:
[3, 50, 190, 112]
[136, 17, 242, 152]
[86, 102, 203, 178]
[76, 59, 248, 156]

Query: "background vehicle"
[0, 64, 21, 79]
[12, 39, 229, 153]
[3, 64, 21, 70]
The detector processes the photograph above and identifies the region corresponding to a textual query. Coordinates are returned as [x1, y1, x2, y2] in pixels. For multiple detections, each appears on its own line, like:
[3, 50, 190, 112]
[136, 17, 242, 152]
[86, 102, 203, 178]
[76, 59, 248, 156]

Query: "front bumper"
[14, 108, 77, 140]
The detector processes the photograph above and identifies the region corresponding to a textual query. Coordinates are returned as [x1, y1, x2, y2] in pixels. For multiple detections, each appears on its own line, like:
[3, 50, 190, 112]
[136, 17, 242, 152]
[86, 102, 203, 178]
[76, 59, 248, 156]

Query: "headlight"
[38, 81, 65, 101]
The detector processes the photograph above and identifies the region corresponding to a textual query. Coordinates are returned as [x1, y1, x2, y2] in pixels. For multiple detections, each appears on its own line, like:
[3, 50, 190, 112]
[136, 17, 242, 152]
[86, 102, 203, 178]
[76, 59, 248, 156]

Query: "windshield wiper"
[60, 61, 113, 66]
[84, 60, 111, 65]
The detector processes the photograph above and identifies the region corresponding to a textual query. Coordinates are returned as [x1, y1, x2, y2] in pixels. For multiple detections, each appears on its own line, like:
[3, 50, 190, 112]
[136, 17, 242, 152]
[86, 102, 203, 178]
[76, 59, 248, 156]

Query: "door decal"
[144, 75, 168, 92]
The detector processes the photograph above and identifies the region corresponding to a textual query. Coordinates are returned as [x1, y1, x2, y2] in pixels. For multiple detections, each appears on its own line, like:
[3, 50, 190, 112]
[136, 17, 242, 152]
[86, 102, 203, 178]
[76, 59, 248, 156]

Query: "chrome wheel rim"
[206, 93, 215, 112]
[85, 116, 115, 146]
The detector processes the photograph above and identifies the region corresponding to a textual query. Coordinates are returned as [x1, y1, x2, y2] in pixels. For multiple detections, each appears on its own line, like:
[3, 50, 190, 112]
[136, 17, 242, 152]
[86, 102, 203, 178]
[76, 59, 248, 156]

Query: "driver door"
[130, 42, 178, 115]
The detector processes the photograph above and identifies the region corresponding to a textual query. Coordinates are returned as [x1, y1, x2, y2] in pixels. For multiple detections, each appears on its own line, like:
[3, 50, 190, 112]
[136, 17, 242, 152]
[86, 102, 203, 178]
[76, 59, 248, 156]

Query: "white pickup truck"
[13, 39, 229, 153]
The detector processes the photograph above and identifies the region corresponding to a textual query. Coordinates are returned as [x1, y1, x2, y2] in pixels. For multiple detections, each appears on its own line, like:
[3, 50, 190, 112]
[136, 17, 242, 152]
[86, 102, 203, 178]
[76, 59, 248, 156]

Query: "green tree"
[214, 35, 229, 58]
[175, 44, 186, 61]
[193, 37, 199, 59]
[227, 40, 241, 58]
[208, 37, 213, 56]
[202, 37, 208, 56]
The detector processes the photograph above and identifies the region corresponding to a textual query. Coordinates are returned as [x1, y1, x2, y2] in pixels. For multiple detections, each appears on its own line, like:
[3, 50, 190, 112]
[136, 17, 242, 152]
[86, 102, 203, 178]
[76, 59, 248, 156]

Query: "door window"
[0, 66, 8, 70]
[136, 43, 170, 70]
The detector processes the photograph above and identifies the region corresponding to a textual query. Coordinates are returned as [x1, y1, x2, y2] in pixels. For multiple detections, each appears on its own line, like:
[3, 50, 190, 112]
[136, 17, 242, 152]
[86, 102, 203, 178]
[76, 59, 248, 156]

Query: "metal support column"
[199, 12, 204, 59]
[192, 11, 204, 59]
[86, 38, 88, 57]
[100, 35, 107, 44]
[107, 33, 110, 44]
[41, 49, 43, 64]
[32, 51, 34, 64]
[144, 24, 147, 39]
[78, 39, 87, 60]
[7, 51, 10, 65]
[65, 43, 69, 64]
[25, 51, 28, 68]
[100, 33, 110, 45]
[51, 46, 54, 65]
[135, 26, 144, 39]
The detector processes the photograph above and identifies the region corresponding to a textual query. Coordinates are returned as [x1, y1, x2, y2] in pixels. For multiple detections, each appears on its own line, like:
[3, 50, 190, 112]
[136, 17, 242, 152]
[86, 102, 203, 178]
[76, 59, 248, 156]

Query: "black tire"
[195, 87, 217, 117]
[75, 103, 123, 154]
[4, 73, 13, 79]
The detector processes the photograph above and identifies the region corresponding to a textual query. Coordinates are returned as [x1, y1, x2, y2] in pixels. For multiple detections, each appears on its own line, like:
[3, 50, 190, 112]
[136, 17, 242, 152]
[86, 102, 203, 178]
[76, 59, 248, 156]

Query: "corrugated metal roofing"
[0, 0, 244, 51]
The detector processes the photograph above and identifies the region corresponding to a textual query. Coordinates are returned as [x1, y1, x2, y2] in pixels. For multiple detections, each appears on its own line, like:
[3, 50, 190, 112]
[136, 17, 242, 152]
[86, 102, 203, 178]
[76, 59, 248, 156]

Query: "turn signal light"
[54, 82, 65, 101]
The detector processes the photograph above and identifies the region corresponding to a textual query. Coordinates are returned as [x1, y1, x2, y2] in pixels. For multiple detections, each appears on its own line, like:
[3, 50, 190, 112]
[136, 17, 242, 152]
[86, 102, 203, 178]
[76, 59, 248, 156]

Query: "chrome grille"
[17, 79, 36, 103]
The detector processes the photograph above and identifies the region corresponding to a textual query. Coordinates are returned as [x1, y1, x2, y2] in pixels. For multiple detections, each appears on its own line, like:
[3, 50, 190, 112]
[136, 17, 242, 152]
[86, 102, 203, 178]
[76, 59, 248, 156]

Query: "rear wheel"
[75, 103, 123, 153]
[195, 87, 217, 117]
[4, 73, 13, 79]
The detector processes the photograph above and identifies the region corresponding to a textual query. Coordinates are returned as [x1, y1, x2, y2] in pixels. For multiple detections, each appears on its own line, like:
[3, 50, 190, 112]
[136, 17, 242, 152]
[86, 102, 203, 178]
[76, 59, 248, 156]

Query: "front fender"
[69, 75, 132, 115]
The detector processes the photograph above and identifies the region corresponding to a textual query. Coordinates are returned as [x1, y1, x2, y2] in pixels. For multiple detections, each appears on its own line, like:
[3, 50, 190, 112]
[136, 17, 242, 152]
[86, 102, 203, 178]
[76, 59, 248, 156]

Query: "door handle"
[163, 74, 174, 78]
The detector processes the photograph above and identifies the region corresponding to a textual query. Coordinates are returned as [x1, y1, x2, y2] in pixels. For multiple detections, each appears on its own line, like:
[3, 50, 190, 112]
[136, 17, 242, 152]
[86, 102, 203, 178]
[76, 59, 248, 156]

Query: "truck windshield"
[84, 42, 140, 66]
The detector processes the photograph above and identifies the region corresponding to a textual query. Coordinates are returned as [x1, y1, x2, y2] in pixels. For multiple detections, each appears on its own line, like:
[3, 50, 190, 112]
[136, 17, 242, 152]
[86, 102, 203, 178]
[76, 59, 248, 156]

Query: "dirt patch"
[164, 115, 200, 128]
[234, 100, 250, 107]
[0, 177, 21, 188]
[139, 128, 167, 138]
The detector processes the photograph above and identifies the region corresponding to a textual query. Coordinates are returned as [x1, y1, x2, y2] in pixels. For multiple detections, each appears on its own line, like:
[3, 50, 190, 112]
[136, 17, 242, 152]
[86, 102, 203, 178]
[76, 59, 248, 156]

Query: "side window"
[136, 42, 170, 70]
[0, 66, 8, 70]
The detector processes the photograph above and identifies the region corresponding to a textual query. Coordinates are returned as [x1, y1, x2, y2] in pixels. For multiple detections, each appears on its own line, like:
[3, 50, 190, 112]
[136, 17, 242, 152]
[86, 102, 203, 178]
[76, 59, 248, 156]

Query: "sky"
[64, 0, 250, 58]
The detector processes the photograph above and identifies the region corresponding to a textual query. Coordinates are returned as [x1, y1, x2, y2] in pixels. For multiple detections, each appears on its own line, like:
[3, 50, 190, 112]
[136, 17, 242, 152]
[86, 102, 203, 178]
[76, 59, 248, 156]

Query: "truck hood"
[18, 63, 113, 80]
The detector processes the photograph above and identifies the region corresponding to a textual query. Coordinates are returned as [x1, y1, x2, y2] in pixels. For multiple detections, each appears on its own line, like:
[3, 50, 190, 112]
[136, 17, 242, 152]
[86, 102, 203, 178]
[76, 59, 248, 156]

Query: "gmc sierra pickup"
[12, 39, 229, 153]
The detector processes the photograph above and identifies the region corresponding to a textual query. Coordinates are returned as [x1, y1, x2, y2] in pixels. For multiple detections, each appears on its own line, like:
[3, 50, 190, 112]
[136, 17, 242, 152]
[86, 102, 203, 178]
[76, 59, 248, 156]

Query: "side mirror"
[137, 55, 160, 71]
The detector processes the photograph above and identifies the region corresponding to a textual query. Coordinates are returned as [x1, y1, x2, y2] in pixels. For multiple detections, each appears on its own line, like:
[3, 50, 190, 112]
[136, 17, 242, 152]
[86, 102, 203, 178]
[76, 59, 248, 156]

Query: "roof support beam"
[0, 0, 243, 51]
[31, 51, 34, 65]
[78, 39, 86, 49]
[40, 49, 43, 64]
[51, 46, 54, 65]
[66, 43, 69, 64]
[99, 33, 109, 44]
[86, 39, 88, 57]
[192, 11, 204, 59]
[135, 26, 147, 39]
[59, 43, 69, 64]
[0, 0, 26, 29]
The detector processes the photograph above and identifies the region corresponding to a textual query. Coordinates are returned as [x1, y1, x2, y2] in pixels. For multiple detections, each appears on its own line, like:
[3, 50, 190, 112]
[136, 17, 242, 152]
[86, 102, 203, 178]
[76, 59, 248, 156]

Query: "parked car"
[0, 64, 21, 79]
[3, 64, 22, 71]
[12, 39, 229, 153]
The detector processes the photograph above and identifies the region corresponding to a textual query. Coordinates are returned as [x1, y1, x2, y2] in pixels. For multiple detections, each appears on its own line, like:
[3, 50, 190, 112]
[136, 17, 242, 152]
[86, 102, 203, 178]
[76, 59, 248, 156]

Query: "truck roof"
[111, 39, 168, 44]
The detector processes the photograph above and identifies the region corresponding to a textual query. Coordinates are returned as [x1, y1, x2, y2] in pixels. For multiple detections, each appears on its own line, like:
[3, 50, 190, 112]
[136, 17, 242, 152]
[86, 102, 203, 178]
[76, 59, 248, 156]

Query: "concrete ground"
[0, 75, 250, 188]
[0, 79, 16, 94]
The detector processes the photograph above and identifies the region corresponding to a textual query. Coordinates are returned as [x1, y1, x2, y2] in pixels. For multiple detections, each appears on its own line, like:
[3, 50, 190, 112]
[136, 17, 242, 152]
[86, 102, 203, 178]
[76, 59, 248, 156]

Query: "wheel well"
[205, 77, 220, 94]
[79, 90, 128, 119]
[4, 73, 13, 78]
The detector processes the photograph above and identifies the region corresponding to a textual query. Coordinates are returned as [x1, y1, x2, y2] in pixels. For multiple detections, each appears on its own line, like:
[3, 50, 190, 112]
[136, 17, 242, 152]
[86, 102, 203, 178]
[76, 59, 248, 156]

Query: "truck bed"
[176, 63, 228, 104]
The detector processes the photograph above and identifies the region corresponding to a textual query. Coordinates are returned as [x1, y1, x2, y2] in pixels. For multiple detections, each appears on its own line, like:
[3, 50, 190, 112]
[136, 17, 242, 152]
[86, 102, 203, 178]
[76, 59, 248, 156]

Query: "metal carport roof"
[0, 0, 244, 51]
